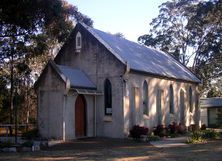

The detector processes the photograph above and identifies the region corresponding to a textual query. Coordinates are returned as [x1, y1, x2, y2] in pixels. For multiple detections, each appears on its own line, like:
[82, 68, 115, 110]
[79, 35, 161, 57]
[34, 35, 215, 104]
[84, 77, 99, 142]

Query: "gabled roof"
[200, 97, 222, 108]
[79, 23, 200, 83]
[35, 60, 96, 90]
[56, 64, 96, 89]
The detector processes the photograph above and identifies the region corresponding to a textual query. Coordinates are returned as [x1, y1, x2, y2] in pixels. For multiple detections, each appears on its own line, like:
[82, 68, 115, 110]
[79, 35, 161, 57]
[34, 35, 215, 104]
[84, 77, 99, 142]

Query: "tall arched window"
[189, 86, 193, 113]
[143, 81, 149, 115]
[104, 79, 112, 115]
[169, 85, 174, 114]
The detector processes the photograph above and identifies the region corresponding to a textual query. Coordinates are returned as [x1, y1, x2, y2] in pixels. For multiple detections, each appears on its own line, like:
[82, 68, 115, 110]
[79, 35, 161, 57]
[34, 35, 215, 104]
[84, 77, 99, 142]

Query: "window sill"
[103, 116, 112, 122]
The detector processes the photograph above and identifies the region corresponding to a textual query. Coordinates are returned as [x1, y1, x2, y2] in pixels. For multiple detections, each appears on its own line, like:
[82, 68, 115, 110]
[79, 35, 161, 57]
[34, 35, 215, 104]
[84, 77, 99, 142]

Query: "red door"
[75, 95, 86, 137]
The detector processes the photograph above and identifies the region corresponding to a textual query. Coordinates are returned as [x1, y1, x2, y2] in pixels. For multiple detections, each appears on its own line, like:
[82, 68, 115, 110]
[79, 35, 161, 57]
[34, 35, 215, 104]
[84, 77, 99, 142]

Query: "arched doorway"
[75, 95, 86, 137]
[180, 90, 185, 125]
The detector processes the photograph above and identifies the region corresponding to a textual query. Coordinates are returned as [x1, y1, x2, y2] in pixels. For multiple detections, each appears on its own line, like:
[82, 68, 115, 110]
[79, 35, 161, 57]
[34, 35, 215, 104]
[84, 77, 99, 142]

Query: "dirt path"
[0, 138, 221, 161]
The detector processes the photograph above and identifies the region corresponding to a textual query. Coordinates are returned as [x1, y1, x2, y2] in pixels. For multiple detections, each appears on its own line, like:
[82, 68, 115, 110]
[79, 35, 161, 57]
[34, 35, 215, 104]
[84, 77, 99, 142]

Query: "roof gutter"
[130, 69, 200, 84]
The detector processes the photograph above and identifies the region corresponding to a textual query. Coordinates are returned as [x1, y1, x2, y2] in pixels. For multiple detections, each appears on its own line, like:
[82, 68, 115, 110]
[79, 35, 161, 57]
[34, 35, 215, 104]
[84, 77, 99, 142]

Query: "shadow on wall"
[124, 77, 199, 134]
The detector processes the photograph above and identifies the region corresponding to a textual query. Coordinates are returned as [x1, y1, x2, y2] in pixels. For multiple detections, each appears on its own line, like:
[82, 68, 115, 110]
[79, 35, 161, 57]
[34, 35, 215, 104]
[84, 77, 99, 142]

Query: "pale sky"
[67, 0, 167, 42]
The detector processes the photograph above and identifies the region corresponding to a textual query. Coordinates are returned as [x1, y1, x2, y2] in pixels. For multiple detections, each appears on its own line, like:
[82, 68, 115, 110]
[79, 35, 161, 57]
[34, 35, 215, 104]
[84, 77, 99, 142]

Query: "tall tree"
[187, 0, 222, 91]
[138, 0, 199, 64]
[0, 0, 93, 135]
[138, 0, 222, 94]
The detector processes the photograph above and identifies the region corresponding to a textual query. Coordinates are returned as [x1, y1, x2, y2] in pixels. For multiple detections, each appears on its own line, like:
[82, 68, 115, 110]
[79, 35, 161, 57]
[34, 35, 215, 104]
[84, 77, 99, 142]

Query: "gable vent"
[75, 31, 82, 53]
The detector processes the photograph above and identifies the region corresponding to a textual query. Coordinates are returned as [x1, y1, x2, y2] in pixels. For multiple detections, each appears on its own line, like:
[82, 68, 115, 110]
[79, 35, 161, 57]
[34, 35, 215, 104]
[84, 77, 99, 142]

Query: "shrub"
[191, 131, 202, 140]
[130, 125, 149, 139]
[186, 131, 205, 144]
[178, 123, 186, 134]
[22, 128, 39, 140]
[168, 122, 178, 134]
[153, 125, 168, 137]
[202, 130, 219, 139]
[200, 124, 207, 130]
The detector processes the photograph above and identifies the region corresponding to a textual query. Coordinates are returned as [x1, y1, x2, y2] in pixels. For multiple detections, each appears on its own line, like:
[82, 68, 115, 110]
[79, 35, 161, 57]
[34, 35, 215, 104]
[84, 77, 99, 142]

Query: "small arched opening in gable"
[76, 31, 82, 53]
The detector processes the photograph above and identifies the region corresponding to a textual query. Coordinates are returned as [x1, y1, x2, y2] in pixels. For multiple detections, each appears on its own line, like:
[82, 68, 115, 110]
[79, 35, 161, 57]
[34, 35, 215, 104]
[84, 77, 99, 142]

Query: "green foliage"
[139, 0, 222, 93]
[187, 131, 205, 144]
[202, 130, 219, 139]
[187, 129, 219, 144]
[0, 0, 93, 126]
[138, 0, 199, 64]
[207, 87, 222, 98]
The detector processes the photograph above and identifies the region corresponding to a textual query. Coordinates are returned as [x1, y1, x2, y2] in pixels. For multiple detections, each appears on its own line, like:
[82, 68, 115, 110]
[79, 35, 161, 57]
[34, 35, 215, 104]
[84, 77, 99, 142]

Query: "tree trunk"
[9, 48, 14, 136]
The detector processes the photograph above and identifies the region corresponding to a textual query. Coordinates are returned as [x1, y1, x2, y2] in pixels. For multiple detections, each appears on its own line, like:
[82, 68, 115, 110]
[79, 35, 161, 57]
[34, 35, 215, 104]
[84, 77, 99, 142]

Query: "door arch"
[75, 95, 86, 137]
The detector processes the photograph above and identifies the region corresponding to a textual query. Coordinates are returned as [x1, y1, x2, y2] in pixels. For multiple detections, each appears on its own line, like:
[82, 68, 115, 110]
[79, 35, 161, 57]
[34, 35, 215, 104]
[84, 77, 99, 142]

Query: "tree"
[0, 73, 10, 123]
[187, 0, 222, 91]
[138, 0, 222, 94]
[0, 0, 93, 136]
[138, 0, 199, 64]
[207, 87, 222, 98]
[114, 32, 125, 38]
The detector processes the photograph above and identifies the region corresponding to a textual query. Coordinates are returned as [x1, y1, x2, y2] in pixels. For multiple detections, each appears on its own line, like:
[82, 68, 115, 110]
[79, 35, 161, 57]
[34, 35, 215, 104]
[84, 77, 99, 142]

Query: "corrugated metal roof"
[200, 98, 222, 108]
[57, 65, 96, 89]
[80, 23, 200, 83]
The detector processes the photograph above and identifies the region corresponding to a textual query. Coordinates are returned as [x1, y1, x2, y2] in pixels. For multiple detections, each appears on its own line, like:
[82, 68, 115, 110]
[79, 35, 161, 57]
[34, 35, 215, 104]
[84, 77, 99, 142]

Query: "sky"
[67, 0, 167, 42]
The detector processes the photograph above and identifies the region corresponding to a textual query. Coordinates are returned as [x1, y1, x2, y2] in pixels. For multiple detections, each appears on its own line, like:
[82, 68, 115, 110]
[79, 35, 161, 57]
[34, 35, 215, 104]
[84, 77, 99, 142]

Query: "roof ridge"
[79, 23, 127, 65]
[78, 22, 200, 83]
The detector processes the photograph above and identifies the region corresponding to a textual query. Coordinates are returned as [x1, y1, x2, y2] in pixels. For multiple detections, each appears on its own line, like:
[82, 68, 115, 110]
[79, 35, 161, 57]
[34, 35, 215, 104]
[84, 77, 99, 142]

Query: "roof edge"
[70, 86, 97, 90]
[130, 69, 200, 84]
[79, 22, 127, 66]
[79, 23, 200, 83]
[34, 60, 71, 90]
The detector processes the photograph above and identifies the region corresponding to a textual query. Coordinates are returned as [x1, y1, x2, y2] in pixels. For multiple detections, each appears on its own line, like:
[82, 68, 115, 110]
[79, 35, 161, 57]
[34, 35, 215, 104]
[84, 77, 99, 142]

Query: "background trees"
[0, 0, 221, 134]
[0, 0, 93, 133]
[138, 0, 222, 95]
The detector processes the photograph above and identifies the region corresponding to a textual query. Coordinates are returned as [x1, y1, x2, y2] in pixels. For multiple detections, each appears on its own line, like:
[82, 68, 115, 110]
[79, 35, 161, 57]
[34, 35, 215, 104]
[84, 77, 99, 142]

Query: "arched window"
[156, 89, 163, 124]
[180, 89, 185, 124]
[143, 81, 149, 115]
[76, 32, 82, 52]
[143, 81, 149, 116]
[169, 85, 174, 114]
[189, 86, 193, 113]
[104, 79, 112, 115]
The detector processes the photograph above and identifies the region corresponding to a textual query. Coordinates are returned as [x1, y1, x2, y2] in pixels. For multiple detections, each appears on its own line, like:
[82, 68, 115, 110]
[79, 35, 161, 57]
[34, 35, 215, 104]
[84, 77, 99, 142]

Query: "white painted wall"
[123, 73, 199, 136]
